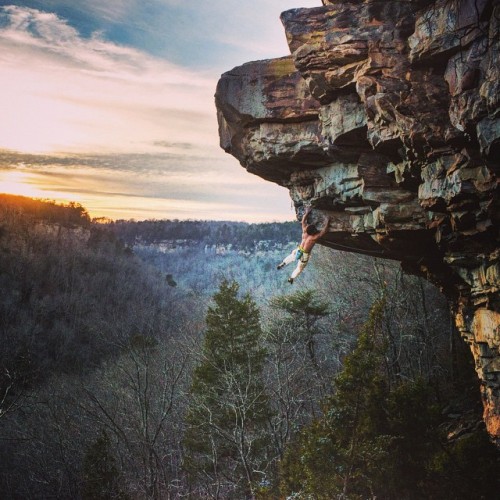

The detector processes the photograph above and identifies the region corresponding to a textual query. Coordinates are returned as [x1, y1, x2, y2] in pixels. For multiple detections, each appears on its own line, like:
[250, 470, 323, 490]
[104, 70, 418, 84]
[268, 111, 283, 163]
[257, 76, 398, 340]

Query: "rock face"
[215, 0, 500, 445]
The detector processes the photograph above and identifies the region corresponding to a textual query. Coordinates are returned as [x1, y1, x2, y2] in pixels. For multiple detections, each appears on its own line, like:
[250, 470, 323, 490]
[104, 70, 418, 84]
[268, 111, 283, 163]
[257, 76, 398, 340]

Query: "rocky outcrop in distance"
[215, 0, 500, 445]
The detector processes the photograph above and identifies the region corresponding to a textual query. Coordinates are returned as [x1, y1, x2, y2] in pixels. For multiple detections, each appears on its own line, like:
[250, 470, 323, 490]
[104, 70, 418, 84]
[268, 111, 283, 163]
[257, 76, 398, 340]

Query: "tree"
[278, 292, 500, 499]
[184, 280, 272, 499]
[82, 430, 126, 500]
[269, 290, 330, 375]
[80, 334, 188, 499]
[263, 289, 332, 467]
[280, 297, 393, 499]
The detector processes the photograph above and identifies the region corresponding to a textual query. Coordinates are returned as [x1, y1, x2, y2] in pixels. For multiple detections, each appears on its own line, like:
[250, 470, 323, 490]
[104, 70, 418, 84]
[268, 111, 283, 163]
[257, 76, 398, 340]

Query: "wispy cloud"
[0, 149, 294, 221]
[76, 0, 137, 25]
[0, 5, 217, 154]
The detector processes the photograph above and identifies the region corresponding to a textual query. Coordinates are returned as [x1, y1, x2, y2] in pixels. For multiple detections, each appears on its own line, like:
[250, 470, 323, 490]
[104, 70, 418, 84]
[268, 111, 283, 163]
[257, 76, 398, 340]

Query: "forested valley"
[1, 194, 499, 499]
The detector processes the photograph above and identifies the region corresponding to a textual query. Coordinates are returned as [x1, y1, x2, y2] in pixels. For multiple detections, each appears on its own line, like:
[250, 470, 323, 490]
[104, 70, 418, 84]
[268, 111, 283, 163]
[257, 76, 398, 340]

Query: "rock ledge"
[215, 0, 500, 445]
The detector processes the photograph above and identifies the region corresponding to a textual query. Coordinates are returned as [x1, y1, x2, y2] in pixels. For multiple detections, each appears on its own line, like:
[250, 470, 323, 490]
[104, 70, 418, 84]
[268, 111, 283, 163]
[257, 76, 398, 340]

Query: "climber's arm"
[301, 206, 312, 230]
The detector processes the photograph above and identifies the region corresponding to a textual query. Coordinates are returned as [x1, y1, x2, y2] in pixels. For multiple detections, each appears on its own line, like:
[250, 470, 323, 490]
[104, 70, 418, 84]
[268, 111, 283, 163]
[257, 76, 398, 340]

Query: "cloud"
[75, 0, 137, 24]
[0, 5, 217, 155]
[0, 149, 295, 221]
[153, 141, 195, 151]
[2, 0, 321, 68]
[0, 5, 216, 89]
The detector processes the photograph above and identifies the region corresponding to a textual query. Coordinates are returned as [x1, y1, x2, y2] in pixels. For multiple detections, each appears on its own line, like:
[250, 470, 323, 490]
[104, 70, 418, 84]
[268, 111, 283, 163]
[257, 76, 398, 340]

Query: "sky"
[0, 0, 320, 222]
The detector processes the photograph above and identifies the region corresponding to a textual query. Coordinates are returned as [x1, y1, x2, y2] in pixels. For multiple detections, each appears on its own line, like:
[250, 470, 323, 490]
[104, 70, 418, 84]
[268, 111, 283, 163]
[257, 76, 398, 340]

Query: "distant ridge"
[0, 193, 90, 227]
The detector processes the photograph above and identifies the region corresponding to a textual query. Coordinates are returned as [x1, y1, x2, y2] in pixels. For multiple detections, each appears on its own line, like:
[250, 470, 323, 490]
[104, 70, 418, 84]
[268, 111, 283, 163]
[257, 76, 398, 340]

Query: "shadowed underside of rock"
[215, 0, 500, 445]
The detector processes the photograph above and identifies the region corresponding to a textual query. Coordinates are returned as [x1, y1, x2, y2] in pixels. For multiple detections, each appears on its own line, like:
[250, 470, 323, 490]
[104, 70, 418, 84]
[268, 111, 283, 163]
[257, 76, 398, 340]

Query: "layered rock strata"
[215, 0, 500, 444]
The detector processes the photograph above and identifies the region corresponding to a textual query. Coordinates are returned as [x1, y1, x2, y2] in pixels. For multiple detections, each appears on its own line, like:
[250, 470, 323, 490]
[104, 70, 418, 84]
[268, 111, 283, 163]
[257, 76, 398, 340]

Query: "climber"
[277, 206, 330, 284]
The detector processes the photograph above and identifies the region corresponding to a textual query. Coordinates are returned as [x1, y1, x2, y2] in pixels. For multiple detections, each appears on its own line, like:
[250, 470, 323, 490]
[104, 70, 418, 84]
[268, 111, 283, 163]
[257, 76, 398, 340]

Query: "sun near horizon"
[0, 170, 80, 204]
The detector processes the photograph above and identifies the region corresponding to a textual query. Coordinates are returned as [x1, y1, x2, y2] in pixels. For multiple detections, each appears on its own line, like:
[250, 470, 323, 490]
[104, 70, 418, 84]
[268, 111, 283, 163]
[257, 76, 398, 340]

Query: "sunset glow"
[0, 170, 76, 202]
[0, 171, 37, 196]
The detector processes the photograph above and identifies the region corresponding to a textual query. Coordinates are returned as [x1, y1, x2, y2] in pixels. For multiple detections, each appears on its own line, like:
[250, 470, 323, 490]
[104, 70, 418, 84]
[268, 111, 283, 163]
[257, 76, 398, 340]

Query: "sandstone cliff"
[215, 0, 500, 445]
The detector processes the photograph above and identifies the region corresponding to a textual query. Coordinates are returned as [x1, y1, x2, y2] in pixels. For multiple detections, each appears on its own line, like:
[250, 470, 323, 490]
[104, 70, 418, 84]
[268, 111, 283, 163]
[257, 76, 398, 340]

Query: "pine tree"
[82, 431, 126, 500]
[279, 296, 500, 499]
[269, 289, 329, 371]
[184, 280, 271, 499]
[279, 297, 392, 499]
[264, 289, 331, 465]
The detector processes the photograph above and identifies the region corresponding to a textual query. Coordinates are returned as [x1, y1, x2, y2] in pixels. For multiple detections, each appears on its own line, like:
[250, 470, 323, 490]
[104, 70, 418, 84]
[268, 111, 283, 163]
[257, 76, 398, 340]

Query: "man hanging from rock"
[277, 206, 330, 284]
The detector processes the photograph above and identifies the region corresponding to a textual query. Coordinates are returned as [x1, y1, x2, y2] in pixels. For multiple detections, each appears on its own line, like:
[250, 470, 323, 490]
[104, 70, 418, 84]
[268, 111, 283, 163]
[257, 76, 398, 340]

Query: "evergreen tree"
[280, 297, 393, 499]
[269, 289, 330, 372]
[279, 296, 500, 499]
[82, 431, 126, 500]
[184, 280, 272, 499]
[264, 289, 332, 467]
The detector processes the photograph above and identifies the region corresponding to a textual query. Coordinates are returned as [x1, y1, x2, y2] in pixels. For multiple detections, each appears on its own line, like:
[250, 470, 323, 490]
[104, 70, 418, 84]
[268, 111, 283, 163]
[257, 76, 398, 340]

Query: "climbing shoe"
[288, 278, 294, 284]
[277, 263, 285, 270]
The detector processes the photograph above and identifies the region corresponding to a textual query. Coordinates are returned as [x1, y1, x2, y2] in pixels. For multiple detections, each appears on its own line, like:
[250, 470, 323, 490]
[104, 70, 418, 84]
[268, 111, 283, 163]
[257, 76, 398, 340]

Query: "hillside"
[107, 218, 299, 250]
[0, 195, 498, 498]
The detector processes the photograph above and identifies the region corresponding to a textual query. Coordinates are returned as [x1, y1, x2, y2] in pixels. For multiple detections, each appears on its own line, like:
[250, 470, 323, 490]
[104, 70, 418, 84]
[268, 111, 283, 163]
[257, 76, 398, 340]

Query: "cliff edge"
[215, 0, 499, 445]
